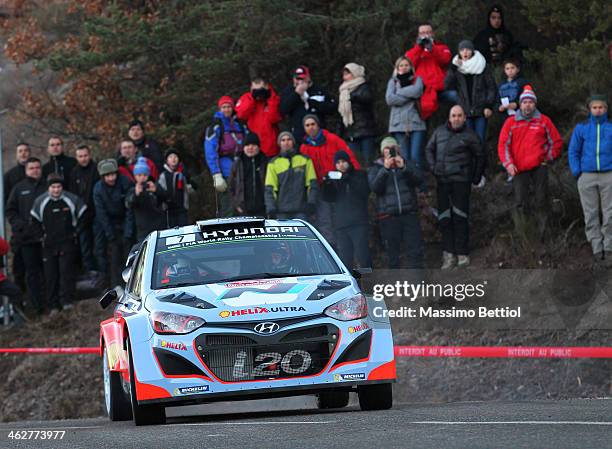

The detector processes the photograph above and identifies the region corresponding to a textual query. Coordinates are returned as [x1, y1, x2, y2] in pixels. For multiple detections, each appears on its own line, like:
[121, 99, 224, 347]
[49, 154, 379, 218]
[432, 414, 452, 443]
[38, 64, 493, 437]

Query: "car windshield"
[152, 225, 341, 290]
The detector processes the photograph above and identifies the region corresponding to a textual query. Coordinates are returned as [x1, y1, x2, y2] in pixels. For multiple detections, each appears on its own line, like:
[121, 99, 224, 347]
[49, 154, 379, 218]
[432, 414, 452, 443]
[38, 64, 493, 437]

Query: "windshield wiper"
[157, 281, 198, 289]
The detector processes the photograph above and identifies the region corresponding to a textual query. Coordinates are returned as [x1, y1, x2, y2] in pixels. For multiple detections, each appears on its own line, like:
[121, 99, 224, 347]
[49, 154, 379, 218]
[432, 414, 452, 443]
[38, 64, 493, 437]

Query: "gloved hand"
[213, 173, 227, 193]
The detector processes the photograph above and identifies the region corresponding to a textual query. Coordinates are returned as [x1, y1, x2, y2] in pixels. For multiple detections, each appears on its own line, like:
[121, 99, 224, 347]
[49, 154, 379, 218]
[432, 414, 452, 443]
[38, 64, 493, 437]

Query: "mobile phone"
[388, 147, 397, 158]
[328, 171, 342, 180]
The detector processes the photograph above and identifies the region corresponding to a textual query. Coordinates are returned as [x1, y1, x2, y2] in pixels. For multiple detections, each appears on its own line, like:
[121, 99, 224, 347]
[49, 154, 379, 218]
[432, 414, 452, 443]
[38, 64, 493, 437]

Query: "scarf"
[452, 50, 486, 75]
[305, 130, 326, 147]
[338, 63, 366, 127]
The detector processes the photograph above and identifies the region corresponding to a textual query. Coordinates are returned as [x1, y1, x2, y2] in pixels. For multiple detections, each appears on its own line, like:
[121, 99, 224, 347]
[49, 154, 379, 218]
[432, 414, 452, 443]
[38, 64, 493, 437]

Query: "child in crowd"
[497, 58, 528, 116]
[157, 149, 192, 228]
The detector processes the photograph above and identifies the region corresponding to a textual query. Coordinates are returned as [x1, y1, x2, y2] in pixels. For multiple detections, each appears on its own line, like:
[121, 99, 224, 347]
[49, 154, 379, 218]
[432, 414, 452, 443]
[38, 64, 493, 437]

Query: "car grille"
[195, 324, 338, 382]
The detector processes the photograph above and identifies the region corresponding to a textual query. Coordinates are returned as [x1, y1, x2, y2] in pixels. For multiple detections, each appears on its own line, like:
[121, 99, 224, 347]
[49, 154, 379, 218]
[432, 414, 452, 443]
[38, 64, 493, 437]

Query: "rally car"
[99, 217, 395, 425]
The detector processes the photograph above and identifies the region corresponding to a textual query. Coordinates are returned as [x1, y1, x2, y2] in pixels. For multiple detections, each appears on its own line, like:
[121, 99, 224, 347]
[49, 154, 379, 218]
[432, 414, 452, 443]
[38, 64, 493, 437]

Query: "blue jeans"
[467, 117, 488, 143]
[348, 136, 376, 166]
[392, 131, 426, 167]
[438, 90, 458, 104]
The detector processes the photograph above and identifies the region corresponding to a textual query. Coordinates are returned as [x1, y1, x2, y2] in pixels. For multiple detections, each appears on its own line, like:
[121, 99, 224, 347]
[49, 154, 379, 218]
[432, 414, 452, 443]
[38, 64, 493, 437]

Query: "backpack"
[206, 117, 246, 157]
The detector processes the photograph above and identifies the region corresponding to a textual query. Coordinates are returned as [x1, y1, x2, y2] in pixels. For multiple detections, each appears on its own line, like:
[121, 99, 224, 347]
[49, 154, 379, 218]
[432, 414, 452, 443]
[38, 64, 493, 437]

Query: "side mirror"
[122, 266, 132, 284]
[351, 267, 373, 279]
[99, 289, 118, 309]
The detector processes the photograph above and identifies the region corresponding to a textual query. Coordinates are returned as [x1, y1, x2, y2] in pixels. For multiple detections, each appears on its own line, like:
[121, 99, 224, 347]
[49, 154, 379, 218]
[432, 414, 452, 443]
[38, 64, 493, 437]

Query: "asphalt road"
[1, 397, 611, 449]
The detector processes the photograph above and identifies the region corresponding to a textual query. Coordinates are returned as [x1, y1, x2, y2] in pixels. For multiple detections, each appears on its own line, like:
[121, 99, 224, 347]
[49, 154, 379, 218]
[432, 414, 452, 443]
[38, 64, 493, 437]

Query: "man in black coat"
[280, 65, 336, 144]
[4, 142, 30, 202]
[42, 136, 77, 187]
[69, 144, 99, 271]
[128, 119, 163, 171]
[31, 174, 87, 312]
[368, 137, 424, 269]
[3, 142, 31, 292]
[322, 150, 371, 269]
[5, 157, 46, 314]
[426, 105, 485, 269]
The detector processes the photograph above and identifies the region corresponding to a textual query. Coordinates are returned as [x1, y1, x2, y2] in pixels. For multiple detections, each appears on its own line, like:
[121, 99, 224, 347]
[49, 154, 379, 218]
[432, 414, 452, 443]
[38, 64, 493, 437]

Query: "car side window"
[128, 242, 148, 298]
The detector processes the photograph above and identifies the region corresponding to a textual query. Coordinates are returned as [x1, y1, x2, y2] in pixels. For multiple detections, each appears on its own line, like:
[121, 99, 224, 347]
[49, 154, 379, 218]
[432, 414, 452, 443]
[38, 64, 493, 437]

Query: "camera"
[388, 147, 397, 158]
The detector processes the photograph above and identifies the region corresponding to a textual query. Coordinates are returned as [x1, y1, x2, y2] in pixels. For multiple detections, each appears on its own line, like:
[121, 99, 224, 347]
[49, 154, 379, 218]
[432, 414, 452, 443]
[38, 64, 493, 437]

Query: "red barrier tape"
[2, 346, 612, 358]
[394, 346, 612, 358]
[0, 347, 98, 354]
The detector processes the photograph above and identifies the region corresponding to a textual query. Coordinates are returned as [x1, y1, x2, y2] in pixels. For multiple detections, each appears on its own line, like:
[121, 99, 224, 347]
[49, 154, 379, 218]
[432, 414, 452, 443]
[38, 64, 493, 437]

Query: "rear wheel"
[126, 338, 166, 426]
[102, 346, 132, 421]
[358, 383, 393, 411]
[316, 390, 350, 409]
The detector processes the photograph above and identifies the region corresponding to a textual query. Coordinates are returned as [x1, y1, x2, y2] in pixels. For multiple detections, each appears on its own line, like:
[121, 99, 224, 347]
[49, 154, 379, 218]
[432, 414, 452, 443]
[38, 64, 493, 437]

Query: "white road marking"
[411, 421, 612, 426]
[174, 420, 336, 426]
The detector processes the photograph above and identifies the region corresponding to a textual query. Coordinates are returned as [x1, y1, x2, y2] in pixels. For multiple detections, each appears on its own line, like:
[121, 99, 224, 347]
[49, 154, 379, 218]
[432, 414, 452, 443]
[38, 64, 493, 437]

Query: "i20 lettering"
[233, 350, 312, 378]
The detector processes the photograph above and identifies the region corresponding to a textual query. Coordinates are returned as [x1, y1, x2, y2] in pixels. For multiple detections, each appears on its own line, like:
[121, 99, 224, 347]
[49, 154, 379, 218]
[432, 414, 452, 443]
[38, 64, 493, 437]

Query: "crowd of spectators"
[1, 6, 611, 321]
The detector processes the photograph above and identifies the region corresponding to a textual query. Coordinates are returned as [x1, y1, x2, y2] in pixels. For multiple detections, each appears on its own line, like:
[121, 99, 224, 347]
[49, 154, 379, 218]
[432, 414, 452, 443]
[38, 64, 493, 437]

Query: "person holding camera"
[322, 151, 371, 269]
[229, 133, 268, 217]
[426, 105, 485, 269]
[368, 137, 424, 269]
[405, 22, 452, 120]
[236, 77, 282, 158]
[265, 131, 318, 220]
[125, 157, 166, 242]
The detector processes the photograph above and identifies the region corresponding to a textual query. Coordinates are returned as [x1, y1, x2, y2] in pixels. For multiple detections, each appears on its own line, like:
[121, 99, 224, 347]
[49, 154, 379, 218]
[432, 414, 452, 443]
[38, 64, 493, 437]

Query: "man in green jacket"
[265, 131, 318, 219]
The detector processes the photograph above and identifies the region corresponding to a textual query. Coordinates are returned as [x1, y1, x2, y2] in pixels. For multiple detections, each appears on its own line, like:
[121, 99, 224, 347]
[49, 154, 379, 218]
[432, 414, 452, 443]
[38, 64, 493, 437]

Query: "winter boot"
[441, 252, 456, 270]
[457, 255, 471, 268]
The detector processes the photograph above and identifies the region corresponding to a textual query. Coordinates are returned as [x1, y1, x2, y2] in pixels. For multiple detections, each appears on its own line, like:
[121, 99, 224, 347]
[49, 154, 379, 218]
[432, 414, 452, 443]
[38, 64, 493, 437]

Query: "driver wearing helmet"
[266, 241, 299, 274]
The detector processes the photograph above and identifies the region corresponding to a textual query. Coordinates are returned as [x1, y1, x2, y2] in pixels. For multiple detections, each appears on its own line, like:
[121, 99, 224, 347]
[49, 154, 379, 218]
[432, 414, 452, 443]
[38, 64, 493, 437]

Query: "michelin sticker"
[334, 373, 366, 381]
[174, 385, 210, 395]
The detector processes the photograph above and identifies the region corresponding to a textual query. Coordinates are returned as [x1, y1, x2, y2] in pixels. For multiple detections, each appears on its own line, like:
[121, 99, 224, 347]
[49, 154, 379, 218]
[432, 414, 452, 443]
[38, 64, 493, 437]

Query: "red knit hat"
[217, 95, 234, 108]
[519, 85, 537, 103]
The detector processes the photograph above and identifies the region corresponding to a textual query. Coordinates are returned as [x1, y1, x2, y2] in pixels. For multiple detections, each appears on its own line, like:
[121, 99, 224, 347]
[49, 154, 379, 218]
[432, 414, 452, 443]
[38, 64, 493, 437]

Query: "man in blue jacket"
[568, 95, 612, 268]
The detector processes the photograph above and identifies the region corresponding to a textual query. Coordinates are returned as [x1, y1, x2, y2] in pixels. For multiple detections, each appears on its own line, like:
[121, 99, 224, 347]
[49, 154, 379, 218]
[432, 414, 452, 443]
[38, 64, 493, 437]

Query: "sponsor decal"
[219, 306, 306, 318]
[201, 226, 300, 240]
[348, 322, 370, 334]
[253, 322, 280, 335]
[225, 279, 283, 288]
[333, 373, 366, 382]
[173, 385, 210, 395]
[160, 340, 187, 351]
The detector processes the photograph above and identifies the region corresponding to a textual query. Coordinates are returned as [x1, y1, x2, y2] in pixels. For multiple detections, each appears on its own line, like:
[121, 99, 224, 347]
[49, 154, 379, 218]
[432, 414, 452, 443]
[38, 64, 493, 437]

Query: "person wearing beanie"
[444, 39, 496, 146]
[204, 95, 246, 217]
[386, 56, 426, 169]
[338, 63, 376, 166]
[42, 136, 77, 190]
[426, 105, 485, 269]
[93, 157, 134, 287]
[157, 148, 193, 227]
[368, 136, 424, 268]
[473, 4, 518, 64]
[126, 158, 165, 241]
[404, 22, 452, 120]
[6, 157, 46, 314]
[265, 131, 318, 219]
[229, 133, 268, 216]
[30, 173, 87, 313]
[280, 65, 336, 144]
[117, 139, 159, 182]
[322, 150, 371, 269]
[498, 85, 562, 238]
[127, 119, 163, 171]
[569, 94, 612, 267]
[236, 77, 282, 158]
[300, 115, 360, 245]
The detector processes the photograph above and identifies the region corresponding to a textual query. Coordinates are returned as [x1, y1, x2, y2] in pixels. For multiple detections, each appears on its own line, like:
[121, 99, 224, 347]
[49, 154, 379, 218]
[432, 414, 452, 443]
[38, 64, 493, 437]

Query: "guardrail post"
[2, 295, 9, 326]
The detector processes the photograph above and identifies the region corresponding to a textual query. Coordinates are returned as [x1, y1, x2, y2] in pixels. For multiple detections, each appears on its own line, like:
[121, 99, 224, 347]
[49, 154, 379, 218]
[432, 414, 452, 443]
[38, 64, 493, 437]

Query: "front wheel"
[126, 338, 166, 426]
[358, 383, 393, 411]
[102, 346, 132, 421]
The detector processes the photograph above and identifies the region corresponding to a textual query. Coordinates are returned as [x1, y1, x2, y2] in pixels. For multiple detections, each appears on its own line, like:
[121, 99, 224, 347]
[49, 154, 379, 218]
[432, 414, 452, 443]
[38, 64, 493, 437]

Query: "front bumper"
[130, 315, 395, 405]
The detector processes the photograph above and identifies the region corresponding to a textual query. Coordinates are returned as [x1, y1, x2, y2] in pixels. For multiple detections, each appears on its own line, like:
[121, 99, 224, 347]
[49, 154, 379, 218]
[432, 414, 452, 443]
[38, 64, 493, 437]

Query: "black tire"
[126, 338, 166, 426]
[102, 346, 133, 421]
[358, 383, 393, 411]
[316, 391, 350, 409]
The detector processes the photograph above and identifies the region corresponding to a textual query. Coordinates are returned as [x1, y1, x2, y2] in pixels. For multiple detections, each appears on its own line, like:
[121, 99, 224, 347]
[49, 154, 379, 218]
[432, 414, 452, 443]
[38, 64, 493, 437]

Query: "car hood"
[144, 274, 358, 323]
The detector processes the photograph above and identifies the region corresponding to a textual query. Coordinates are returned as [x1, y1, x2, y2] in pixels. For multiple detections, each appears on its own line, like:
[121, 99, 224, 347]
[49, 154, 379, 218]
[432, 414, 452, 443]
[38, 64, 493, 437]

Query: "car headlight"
[324, 294, 367, 321]
[150, 311, 205, 334]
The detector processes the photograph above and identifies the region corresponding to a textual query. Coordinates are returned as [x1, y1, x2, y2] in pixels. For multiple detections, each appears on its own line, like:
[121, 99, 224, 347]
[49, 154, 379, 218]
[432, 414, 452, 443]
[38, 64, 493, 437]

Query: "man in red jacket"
[498, 86, 563, 236]
[405, 22, 452, 120]
[235, 77, 282, 158]
[299, 114, 360, 245]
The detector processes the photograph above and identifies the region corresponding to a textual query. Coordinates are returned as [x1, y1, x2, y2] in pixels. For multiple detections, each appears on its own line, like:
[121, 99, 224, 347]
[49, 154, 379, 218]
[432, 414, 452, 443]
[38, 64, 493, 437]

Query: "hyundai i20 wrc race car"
[99, 217, 396, 425]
